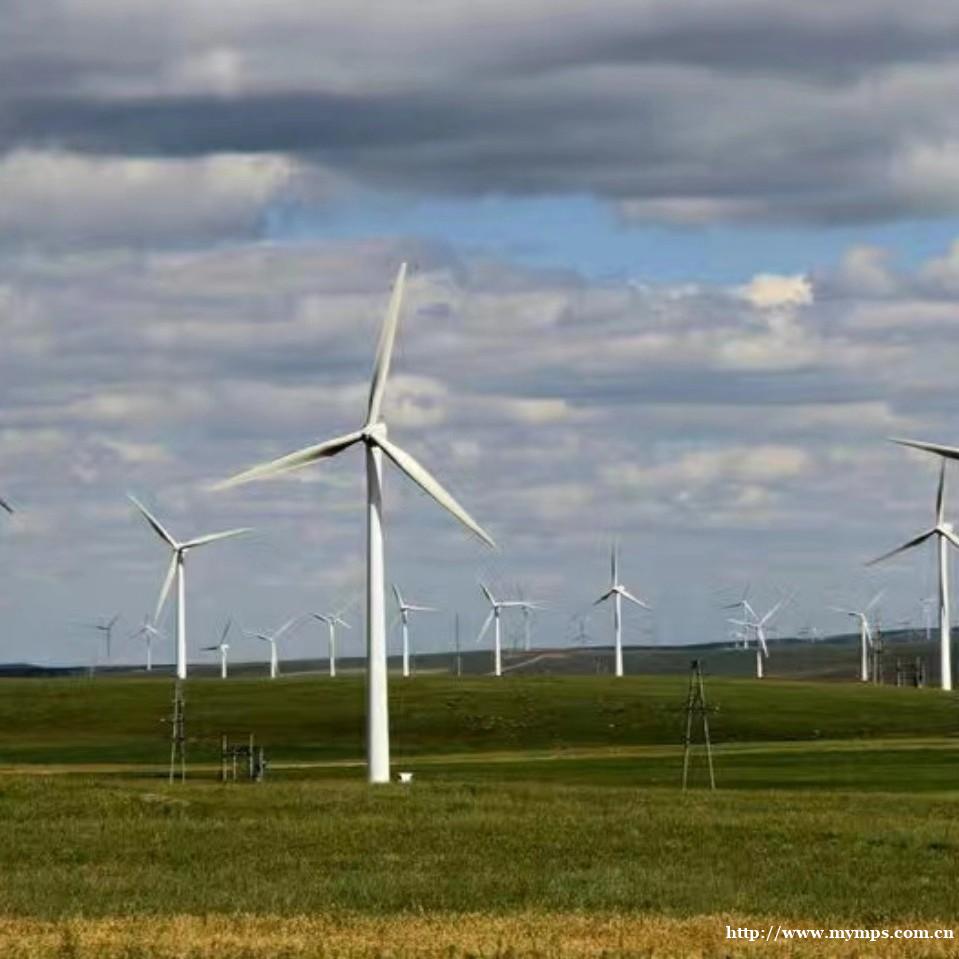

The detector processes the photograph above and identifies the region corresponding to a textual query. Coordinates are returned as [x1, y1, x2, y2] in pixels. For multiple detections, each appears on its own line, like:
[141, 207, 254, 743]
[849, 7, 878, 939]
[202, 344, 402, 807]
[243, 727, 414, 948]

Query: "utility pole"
[168, 681, 186, 783]
[682, 659, 716, 791]
[454, 613, 462, 678]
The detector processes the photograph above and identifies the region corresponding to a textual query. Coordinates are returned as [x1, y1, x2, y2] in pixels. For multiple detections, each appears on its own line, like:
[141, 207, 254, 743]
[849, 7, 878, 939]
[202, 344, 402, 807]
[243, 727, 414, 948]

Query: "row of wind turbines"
[2, 262, 957, 785]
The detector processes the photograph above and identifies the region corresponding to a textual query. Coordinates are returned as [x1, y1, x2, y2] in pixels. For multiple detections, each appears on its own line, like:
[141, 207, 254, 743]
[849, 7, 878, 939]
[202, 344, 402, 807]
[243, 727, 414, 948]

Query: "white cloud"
[0, 150, 302, 247]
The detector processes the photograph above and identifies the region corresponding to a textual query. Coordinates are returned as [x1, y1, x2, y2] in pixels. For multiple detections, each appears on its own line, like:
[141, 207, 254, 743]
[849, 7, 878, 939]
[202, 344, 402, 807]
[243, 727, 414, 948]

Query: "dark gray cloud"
[4, 2, 959, 227]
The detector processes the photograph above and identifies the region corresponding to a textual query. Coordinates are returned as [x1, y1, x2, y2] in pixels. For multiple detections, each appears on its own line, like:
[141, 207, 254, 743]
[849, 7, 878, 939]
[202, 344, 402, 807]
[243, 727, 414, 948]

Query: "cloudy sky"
[4, 0, 959, 667]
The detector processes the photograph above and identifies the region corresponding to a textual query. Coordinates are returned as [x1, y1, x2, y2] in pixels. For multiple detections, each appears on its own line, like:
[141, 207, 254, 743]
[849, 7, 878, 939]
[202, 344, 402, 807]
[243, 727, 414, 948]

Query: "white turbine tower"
[202, 618, 233, 679]
[593, 544, 650, 678]
[311, 611, 351, 677]
[215, 264, 494, 784]
[476, 584, 530, 677]
[248, 618, 300, 680]
[392, 585, 436, 678]
[129, 495, 252, 681]
[831, 592, 884, 683]
[869, 450, 958, 691]
[128, 617, 164, 672]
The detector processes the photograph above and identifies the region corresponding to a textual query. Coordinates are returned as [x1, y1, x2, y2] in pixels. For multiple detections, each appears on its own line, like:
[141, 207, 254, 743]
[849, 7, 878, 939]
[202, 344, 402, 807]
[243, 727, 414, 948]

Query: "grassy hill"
[0, 672, 956, 768]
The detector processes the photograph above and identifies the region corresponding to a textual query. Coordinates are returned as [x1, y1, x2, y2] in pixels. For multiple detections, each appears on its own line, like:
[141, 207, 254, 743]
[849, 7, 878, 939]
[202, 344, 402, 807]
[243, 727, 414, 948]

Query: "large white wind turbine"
[202, 618, 234, 679]
[870, 447, 958, 691]
[129, 617, 164, 672]
[831, 591, 884, 683]
[129, 495, 252, 681]
[392, 585, 436, 678]
[593, 544, 650, 678]
[248, 617, 300, 680]
[311, 611, 350, 678]
[476, 584, 532, 677]
[215, 263, 494, 784]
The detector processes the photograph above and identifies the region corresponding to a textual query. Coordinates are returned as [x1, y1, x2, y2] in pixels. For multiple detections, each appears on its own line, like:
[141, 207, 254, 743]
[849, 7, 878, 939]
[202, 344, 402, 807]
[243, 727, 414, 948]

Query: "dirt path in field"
[0, 913, 953, 958]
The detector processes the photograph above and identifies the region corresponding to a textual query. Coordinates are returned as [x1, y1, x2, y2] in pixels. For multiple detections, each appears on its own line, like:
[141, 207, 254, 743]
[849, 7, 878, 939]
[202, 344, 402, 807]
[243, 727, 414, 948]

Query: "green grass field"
[0, 673, 957, 956]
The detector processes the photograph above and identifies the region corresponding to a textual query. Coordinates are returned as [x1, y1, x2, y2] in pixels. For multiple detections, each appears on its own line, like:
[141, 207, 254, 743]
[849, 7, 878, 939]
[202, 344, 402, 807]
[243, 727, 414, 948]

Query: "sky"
[4, 1, 959, 667]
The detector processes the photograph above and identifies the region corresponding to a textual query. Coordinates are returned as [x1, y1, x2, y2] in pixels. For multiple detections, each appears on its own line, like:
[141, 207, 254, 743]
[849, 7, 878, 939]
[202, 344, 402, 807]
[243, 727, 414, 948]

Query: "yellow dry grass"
[0, 913, 953, 958]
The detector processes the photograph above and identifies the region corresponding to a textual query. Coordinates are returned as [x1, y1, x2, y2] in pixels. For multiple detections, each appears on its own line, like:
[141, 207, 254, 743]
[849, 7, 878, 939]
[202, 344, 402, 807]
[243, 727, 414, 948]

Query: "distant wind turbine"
[869, 449, 957, 691]
[392, 585, 436, 678]
[311, 610, 351, 677]
[722, 587, 755, 649]
[128, 617, 164, 672]
[830, 591, 884, 683]
[85, 614, 120, 662]
[729, 597, 787, 679]
[128, 495, 252, 681]
[476, 584, 533, 677]
[248, 618, 300, 679]
[214, 263, 495, 784]
[593, 544, 650, 677]
[202, 618, 234, 679]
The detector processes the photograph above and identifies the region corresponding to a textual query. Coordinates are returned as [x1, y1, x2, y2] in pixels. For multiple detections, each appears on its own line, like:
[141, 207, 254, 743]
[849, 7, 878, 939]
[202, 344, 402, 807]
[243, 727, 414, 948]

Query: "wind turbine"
[722, 587, 755, 649]
[476, 584, 532, 677]
[593, 544, 650, 677]
[392, 585, 436, 678]
[85, 614, 120, 662]
[248, 618, 300, 679]
[214, 263, 494, 784]
[311, 611, 350, 677]
[868, 453, 957, 691]
[830, 592, 884, 683]
[128, 617, 164, 672]
[128, 495, 252, 681]
[202, 618, 233, 679]
[728, 597, 786, 679]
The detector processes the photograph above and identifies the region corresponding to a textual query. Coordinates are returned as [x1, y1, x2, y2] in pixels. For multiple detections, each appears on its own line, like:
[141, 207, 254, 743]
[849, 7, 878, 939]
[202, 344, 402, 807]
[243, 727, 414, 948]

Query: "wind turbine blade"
[619, 588, 651, 610]
[0, 496, 13, 515]
[406, 604, 437, 612]
[937, 460, 947, 525]
[611, 543, 618, 586]
[181, 527, 253, 549]
[108, 613, 120, 629]
[866, 589, 886, 612]
[480, 582, 496, 606]
[594, 589, 615, 606]
[128, 494, 177, 548]
[376, 436, 495, 547]
[941, 528, 959, 551]
[272, 616, 302, 642]
[890, 437, 959, 462]
[154, 553, 178, 624]
[219, 617, 233, 644]
[866, 530, 935, 566]
[828, 606, 857, 617]
[334, 617, 352, 629]
[760, 599, 784, 627]
[366, 262, 407, 426]
[476, 609, 494, 644]
[392, 584, 404, 609]
[212, 431, 363, 490]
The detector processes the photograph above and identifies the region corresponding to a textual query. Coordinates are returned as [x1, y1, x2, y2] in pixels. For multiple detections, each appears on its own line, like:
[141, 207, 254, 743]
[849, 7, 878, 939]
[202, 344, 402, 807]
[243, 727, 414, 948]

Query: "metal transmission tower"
[681, 660, 716, 792]
[168, 682, 186, 783]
